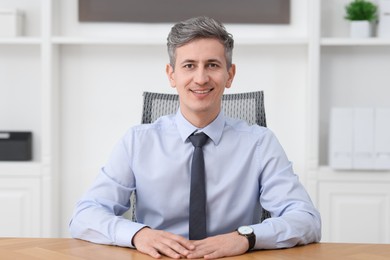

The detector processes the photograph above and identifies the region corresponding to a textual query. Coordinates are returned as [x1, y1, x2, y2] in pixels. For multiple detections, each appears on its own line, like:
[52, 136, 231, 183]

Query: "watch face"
[238, 226, 253, 235]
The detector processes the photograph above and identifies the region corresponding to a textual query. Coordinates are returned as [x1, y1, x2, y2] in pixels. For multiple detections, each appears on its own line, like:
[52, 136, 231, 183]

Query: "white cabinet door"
[319, 182, 390, 243]
[0, 177, 41, 237]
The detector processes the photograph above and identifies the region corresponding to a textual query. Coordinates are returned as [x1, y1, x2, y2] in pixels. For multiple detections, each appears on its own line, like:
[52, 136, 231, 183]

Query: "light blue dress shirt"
[69, 110, 321, 249]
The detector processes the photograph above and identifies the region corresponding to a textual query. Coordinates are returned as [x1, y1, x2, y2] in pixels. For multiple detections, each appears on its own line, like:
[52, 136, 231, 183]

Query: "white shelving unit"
[307, 0, 390, 243]
[321, 37, 390, 45]
[1, 0, 389, 242]
[0, 38, 41, 44]
[50, 36, 308, 46]
[0, 0, 59, 237]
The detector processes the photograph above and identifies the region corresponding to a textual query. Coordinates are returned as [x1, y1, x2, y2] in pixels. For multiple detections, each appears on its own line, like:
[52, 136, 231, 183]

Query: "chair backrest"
[129, 91, 270, 223]
[142, 91, 267, 127]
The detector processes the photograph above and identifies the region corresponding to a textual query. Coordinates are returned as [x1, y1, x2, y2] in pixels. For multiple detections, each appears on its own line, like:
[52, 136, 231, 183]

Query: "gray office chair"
[141, 91, 267, 126]
[129, 91, 271, 223]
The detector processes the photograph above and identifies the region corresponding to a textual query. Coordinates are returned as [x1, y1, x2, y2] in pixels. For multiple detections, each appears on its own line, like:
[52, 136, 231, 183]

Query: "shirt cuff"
[115, 220, 148, 248]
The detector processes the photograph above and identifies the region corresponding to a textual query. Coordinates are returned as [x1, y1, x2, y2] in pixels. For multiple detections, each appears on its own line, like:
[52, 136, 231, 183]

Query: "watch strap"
[237, 226, 256, 251]
[246, 233, 255, 251]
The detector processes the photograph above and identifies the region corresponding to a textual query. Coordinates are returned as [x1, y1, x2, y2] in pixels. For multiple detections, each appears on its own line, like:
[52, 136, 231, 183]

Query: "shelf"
[0, 162, 41, 177]
[51, 36, 166, 45]
[321, 38, 390, 46]
[308, 166, 390, 182]
[0, 37, 41, 45]
[51, 36, 308, 46]
[235, 37, 308, 45]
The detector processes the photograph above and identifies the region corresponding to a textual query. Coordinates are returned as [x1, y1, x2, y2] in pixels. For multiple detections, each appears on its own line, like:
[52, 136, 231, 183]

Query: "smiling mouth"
[191, 88, 213, 94]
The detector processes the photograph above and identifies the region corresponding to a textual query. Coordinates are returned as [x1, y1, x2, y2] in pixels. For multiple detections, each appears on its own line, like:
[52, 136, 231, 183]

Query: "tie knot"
[189, 132, 209, 148]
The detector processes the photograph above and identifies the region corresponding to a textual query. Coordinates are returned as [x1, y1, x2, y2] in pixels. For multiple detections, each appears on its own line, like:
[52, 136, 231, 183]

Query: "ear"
[166, 64, 176, 88]
[225, 64, 236, 89]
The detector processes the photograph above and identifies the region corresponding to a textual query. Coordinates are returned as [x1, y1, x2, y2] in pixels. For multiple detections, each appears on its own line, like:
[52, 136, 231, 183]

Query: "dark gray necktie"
[188, 132, 209, 240]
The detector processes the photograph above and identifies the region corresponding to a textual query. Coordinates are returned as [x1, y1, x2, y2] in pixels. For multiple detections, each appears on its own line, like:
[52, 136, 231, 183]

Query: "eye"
[208, 63, 219, 69]
[183, 64, 194, 69]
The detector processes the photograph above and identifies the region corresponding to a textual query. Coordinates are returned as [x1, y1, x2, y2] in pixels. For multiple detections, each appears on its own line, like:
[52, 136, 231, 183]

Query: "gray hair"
[167, 16, 234, 70]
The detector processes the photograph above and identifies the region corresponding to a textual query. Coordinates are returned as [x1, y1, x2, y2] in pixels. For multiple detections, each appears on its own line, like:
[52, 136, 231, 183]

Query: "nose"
[194, 68, 209, 85]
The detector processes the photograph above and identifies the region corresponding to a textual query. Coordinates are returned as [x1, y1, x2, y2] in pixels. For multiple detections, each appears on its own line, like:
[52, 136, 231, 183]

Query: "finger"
[163, 239, 191, 257]
[188, 246, 225, 259]
[172, 236, 196, 251]
[187, 244, 211, 259]
[134, 229, 194, 258]
[160, 232, 195, 253]
[187, 252, 204, 259]
[204, 251, 223, 259]
[154, 243, 182, 259]
[138, 246, 162, 259]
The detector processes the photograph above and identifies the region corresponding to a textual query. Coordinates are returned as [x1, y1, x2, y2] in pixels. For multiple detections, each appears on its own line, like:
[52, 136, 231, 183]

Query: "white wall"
[58, 0, 309, 236]
[0, 46, 42, 160]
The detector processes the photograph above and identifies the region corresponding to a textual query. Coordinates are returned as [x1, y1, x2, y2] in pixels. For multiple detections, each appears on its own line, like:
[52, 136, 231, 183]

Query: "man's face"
[166, 38, 235, 126]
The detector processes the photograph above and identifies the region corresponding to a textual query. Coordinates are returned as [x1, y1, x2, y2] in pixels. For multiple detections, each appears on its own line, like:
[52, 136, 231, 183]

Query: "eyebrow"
[180, 58, 223, 65]
[207, 59, 223, 64]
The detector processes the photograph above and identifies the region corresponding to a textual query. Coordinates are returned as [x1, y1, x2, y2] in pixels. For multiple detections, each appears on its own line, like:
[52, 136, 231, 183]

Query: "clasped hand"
[132, 227, 249, 259]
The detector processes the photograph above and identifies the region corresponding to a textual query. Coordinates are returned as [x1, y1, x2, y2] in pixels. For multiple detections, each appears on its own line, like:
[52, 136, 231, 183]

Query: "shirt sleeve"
[69, 132, 146, 248]
[252, 129, 322, 249]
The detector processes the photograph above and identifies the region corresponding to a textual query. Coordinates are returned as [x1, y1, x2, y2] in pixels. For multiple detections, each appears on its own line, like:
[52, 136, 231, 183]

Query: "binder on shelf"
[0, 131, 32, 161]
[329, 108, 354, 169]
[0, 9, 23, 37]
[353, 108, 374, 169]
[378, 0, 390, 38]
[374, 108, 390, 169]
[329, 108, 390, 170]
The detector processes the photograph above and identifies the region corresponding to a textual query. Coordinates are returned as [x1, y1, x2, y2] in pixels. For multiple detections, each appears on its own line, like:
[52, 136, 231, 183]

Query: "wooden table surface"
[0, 238, 389, 259]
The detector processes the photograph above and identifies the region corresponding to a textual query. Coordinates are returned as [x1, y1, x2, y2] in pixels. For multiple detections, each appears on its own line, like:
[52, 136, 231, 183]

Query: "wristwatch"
[237, 226, 256, 251]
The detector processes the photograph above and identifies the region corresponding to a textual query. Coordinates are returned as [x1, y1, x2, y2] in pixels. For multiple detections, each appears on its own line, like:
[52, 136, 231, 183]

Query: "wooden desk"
[0, 238, 389, 259]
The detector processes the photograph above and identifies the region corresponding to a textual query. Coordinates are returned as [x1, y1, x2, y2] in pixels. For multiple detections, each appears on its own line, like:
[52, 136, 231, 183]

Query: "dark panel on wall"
[79, 0, 290, 24]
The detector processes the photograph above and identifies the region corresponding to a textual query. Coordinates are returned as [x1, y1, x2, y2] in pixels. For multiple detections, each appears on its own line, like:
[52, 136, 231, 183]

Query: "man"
[70, 16, 321, 259]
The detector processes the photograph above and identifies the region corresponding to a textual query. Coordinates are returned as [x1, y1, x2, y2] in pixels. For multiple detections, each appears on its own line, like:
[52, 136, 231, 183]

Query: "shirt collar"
[175, 109, 225, 145]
